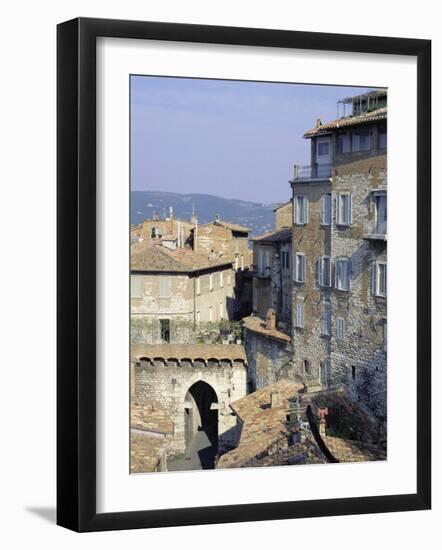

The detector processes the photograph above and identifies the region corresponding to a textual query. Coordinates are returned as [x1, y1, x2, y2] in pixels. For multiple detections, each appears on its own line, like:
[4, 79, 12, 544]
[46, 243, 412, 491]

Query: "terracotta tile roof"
[130, 401, 174, 473]
[218, 380, 304, 468]
[131, 242, 233, 273]
[243, 315, 291, 343]
[303, 107, 387, 137]
[131, 343, 247, 363]
[252, 227, 292, 243]
[197, 220, 250, 233]
[131, 402, 174, 435]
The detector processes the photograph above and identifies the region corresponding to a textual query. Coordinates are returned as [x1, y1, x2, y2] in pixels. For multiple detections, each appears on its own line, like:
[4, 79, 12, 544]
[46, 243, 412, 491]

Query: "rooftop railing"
[292, 163, 332, 180]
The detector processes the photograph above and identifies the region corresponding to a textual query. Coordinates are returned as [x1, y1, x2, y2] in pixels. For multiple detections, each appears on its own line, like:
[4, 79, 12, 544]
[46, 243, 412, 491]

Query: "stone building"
[131, 240, 236, 344]
[131, 211, 194, 248]
[274, 200, 293, 231]
[131, 343, 248, 459]
[192, 218, 251, 271]
[243, 206, 294, 391]
[290, 89, 387, 421]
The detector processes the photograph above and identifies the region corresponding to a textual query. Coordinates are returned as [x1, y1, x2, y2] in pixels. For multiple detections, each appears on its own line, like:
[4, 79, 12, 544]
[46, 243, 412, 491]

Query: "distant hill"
[131, 190, 284, 236]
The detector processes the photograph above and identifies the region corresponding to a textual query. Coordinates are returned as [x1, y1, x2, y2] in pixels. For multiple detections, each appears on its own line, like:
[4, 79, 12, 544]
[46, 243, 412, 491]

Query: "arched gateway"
[184, 381, 218, 453]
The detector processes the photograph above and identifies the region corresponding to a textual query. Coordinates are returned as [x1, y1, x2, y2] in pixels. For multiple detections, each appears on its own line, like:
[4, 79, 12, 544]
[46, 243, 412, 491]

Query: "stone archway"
[183, 381, 218, 469]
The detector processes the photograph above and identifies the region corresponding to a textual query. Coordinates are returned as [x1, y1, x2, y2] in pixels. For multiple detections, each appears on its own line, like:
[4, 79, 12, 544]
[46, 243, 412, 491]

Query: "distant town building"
[131, 240, 235, 344]
[290, 89, 387, 421]
[273, 200, 293, 231]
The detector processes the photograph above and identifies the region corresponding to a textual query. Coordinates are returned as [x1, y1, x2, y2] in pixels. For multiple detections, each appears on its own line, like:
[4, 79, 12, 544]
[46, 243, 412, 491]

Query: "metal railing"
[293, 163, 332, 180]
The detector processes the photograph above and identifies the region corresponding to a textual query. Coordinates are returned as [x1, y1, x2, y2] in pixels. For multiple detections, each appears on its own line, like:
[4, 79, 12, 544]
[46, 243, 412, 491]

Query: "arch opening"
[184, 381, 218, 469]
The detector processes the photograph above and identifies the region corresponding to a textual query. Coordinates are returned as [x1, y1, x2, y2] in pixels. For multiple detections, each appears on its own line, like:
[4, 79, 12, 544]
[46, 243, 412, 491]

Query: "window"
[373, 260, 387, 297]
[281, 250, 290, 270]
[351, 365, 356, 380]
[317, 141, 330, 156]
[322, 193, 332, 225]
[227, 272, 231, 286]
[320, 362, 328, 385]
[160, 319, 170, 343]
[321, 303, 331, 336]
[379, 128, 387, 149]
[336, 194, 352, 226]
[338, 133, 351, 154]
[219, 302, 224, 319]
[352, 129, 373, 152]
[296, 303, 304, 328]
[303, 359, 312, 375]
[265, 250, 271, 274]
[295, 253, 306, 283]
[375, 193, 387, 234]
[241, 255, 244, 270]
[318, 256, 331, 287]
[235, 256, 239, 271]
[159, 276, 171, 298]
[294, 195, 308, 225]
[209, 306, 213, 322]
[131, 275, 142, 298]
[209, 274, 213, 291]
[337, 318, 345, 340]
[335, 258, 350, 291]
[196, 276, 201, 295]
[220, 272, 224, 287]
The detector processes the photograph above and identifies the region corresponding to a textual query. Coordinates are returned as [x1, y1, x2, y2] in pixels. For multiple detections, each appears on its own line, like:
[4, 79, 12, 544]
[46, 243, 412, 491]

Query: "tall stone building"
[290, 89, 387, 421]
[243, 205, 294, 391]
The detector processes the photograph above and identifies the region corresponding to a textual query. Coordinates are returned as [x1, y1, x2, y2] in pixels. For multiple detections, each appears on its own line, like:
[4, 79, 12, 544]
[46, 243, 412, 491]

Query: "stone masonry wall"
[134, 359, 247, 455]
[292, 180, 332, 385]
[330, 153, 387, 419]
[244, 329, 293, 391]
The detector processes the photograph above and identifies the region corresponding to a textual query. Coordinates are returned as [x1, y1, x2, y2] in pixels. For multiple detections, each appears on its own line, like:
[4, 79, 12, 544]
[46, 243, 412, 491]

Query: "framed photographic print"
[57, 17, 431, 532]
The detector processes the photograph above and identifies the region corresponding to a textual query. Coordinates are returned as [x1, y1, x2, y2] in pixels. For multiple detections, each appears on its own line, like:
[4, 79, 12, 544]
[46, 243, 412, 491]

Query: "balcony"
[292, 163, 332, 182]
[363, 220, 387, 241]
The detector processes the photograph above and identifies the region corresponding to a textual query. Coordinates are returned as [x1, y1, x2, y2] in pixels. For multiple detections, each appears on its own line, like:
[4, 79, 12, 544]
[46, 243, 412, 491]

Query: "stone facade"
[132, 345, 247, 456]
[131, 266, 236, 344]
[274, 201, 293, 230]
[290, 97, 387, 421]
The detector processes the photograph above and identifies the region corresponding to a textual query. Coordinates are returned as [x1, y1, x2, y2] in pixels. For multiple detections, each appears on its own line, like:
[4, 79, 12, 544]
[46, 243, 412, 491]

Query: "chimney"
[169, 206, 174, 219]
[318, 407, 329, 437]
[215, 213, 220, 222]
[265, 308, 276, 331]
[315, 118, 322, 128]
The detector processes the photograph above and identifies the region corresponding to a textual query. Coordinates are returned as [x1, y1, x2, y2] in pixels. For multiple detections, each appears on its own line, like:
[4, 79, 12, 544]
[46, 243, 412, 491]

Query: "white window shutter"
[371, 260, 377, 295]
[318, 258, 323, 286]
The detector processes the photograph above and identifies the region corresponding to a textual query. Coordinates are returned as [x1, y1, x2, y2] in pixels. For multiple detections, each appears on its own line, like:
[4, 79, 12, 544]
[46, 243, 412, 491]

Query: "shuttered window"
[336, 193, 352, 226]
[337, 318, 345, 340]
[322, 303, 331, 336]
[296, 303, 304, 328]
[294, 195, 308, 225]
[295, 253, 306, 283]
[335, 258, 350, 291]
[372, 260, 387, 297]
[159, 276, 171, 297]
[322, 193, 332, 225]
[131, 275, 142, 298]
[318, 256, 331, 287]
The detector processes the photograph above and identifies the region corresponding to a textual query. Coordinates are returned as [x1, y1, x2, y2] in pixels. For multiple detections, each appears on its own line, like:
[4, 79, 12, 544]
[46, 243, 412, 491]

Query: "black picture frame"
[57, 17, 431, 532]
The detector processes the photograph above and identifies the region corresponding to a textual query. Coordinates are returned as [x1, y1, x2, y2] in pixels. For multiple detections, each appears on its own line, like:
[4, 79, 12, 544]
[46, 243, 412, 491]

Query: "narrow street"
[167, 430, 217, 471]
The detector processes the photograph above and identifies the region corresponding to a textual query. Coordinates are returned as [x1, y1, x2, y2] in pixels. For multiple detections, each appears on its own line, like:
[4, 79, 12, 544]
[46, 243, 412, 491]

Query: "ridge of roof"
[304, 107, 387, 138]
[131, 242, 233, 273]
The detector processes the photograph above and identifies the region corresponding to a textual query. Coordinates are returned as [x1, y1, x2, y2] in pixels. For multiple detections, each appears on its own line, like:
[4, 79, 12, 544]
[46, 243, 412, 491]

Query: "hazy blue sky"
[131, 76, 376, 204]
